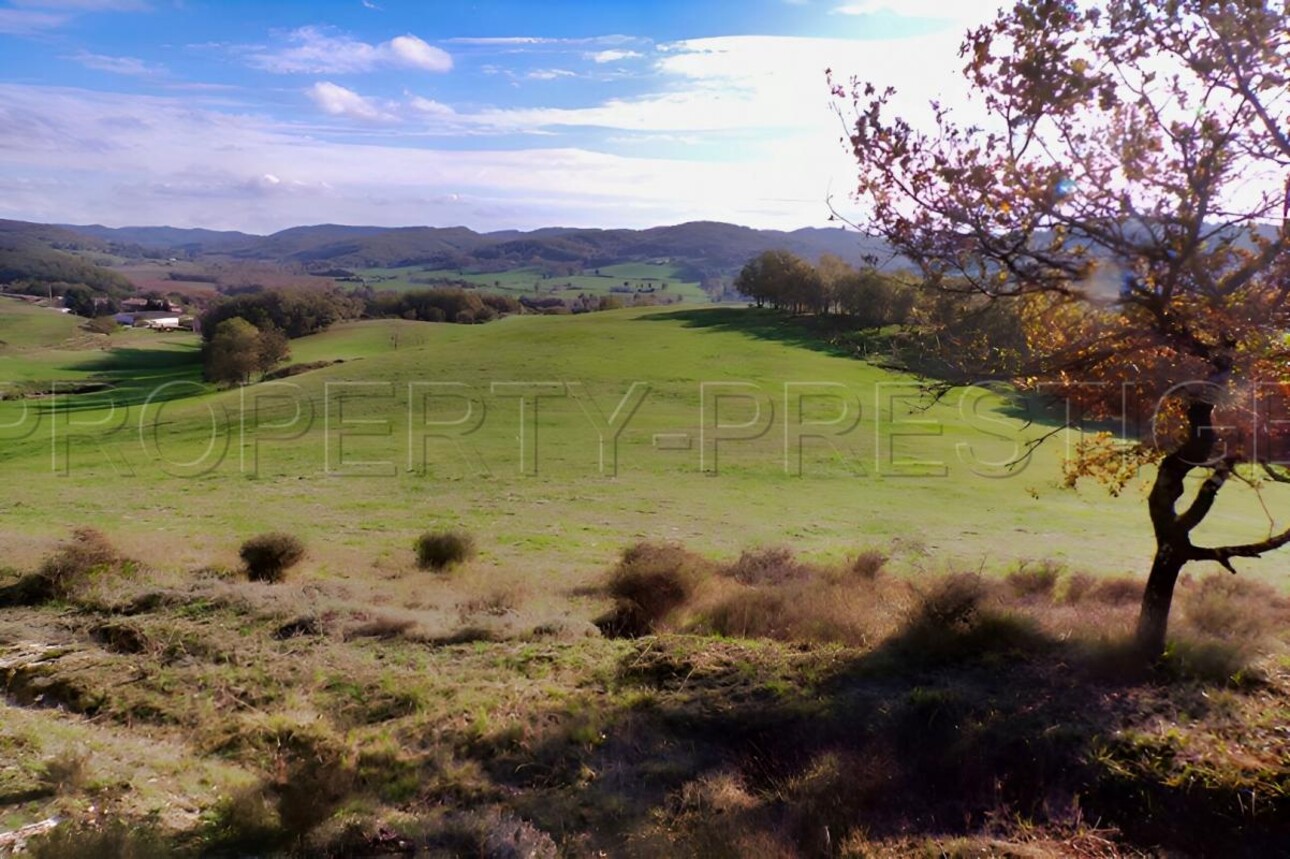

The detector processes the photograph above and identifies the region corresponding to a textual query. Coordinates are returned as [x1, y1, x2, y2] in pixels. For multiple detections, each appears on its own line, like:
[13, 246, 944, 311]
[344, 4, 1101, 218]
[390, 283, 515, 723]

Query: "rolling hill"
[54, 219, 896, 277]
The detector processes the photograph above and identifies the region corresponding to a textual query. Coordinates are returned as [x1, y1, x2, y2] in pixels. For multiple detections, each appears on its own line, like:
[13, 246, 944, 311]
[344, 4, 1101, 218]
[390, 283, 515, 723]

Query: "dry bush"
[598, 542, 714, 637]
[206, 784, 282, 852]
[1060, 572, 1098, 605]
[28, 818, 171, 859]
[415, 529, 477, 571]
[912, 572, 992, 630]
[700, 587, 794, 640]
[239, 532, 306, 583]
[1005, 559, 1062, 601]
[891, 573, 1042, 663]
[1089, 576, 1143, 606]
[1180, 574, 1287, 644]
[844, 549, 887, 581]
[40, 748, 90, 793]
[723, 546, 812, 586]
[35, 527, 125, 599]
[694, 579, 880, 647]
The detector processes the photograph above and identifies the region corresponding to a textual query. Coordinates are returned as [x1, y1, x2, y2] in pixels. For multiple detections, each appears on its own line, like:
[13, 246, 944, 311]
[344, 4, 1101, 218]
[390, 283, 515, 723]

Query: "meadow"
[2, 301, 1289, 856]
[354, 262, 708, 304]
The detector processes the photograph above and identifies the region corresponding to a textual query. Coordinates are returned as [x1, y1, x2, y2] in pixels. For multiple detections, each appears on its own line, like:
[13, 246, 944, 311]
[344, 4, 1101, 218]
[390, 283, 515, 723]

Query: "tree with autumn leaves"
[835, 0, 1290, 659]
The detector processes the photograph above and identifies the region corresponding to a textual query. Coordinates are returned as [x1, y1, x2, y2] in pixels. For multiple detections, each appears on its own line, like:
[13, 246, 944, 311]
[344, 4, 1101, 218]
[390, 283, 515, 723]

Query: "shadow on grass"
[647, 306, 1115, 436]
[34, 346, 208, 413]
[482, 622, 1288, 857]
[640, 306, 881, 361]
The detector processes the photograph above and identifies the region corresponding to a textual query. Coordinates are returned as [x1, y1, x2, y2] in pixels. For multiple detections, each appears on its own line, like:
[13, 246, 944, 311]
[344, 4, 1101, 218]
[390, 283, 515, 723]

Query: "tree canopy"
[203, 317, 290, 386]
[836, 0, 1290, 659]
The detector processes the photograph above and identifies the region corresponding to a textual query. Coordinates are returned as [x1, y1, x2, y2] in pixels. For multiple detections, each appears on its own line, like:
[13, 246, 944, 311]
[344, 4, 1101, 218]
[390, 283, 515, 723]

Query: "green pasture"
[0, 305, 1284, 588]
[353, 262, 709, 303]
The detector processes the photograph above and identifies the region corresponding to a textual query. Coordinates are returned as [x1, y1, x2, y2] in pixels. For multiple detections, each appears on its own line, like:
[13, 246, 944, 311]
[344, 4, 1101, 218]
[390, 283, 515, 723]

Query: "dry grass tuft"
[22, 527, 132, 602]
[1005, 559, 1062, 601]
[414, 530, 477, 572]
[239, 533, 306, 584]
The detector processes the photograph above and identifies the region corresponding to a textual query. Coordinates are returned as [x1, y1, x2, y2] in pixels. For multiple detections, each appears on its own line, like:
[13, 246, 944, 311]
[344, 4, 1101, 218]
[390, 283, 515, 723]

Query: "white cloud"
[833, 1, 1001, 20]
[0, 8, 66, 33]
[251, 26, 452, 74]
[69, 51, 165, 77]
[407, 95, 455, 118]
[527, 69, 577, 80]
[590, 49, 642, 63]
[306, 81, 393, 121]
[446, 34, 640, 47]
[386, 34, 452, 71]
[0, 83, 855, 232]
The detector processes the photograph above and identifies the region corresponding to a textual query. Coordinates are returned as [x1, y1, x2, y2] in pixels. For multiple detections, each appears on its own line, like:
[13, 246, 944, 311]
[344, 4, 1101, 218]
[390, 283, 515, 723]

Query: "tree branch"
[1189, 526, 1290, 575]
[1176, 456, 1237, 533]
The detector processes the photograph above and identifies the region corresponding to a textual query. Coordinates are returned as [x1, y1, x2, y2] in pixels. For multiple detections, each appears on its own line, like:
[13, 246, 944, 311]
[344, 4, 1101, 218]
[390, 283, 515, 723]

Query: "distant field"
[0, 300, 203, 395]
[0, 299, 80, 350]
[0, 304, 1283, 588]
[354, 261, 709, 303]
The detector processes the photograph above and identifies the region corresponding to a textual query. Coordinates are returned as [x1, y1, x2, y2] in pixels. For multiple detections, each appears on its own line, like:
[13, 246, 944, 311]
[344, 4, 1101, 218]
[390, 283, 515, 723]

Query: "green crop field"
[1, 304, 1281, 584]
[353, 261, 709, 303]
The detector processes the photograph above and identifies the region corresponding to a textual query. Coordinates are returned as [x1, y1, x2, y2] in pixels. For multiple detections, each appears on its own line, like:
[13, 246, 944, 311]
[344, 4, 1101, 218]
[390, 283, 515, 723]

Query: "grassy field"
[3, 304, 1290, 855]
[0, 304, 1283, 579]
[355, 262, 708, 304]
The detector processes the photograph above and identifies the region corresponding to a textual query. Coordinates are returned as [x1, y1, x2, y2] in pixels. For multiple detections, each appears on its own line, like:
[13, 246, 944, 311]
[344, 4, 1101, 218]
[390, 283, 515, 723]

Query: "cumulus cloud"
[307, 81, 393, 121]
[251, 26, 452, 74]
[590, 49, 642, 63]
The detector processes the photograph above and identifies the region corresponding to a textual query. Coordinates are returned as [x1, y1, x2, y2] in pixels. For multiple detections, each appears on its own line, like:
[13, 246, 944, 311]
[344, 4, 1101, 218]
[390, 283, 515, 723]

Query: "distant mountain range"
[58, 220, 895, 278]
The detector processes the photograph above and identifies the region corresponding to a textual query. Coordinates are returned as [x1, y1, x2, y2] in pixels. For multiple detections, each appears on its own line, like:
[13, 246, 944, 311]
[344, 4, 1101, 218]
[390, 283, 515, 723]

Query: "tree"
[835, 0, 1290, 660]
[735, 250, 826, 313]
[203, 317, 288, 386]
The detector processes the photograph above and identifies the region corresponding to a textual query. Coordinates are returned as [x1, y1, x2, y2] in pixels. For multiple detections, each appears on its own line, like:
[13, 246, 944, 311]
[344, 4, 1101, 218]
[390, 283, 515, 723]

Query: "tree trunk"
[1134, 399, 1216, 662]
[1135, 542, 1185, 660]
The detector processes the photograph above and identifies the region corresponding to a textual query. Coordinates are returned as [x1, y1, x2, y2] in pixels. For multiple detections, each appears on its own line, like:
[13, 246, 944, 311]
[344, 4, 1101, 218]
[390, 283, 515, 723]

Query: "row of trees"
[734, 250, 916, 326]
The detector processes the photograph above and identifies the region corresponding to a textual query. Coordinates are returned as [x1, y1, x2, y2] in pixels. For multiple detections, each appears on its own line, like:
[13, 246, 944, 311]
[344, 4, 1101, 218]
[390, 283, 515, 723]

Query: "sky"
[0, 0, 1006, 234]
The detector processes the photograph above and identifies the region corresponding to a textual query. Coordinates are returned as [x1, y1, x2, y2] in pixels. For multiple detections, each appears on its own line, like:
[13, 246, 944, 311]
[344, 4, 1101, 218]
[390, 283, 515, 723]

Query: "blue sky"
[0, 0, 1003, 233]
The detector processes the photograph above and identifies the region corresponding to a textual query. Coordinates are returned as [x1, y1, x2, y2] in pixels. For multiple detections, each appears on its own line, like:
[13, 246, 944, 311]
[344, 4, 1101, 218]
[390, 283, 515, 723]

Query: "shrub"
[1061, 572, 1098, 605]
[722, 546, 810, 585]
[40, 748, 90, 793]
[239, 532, 306, 583]
[845, 549, 887, 581]
[36, 527, 121, 599]
[701, 588, 792, 640]
[913, 572, 990, 631]
[28, 818, 171, 859]
[1089, 576, 1142, 606]
[1005, 559, 1062, 601]
[1181, 574, 1284, 643]
[599, 542, 712, 637]
[414, 529, 477, 571]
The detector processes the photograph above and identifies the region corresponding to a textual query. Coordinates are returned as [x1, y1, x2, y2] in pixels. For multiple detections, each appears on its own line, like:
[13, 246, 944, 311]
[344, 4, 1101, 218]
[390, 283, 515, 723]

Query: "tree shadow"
[640, 307, 879, 361]
[489, 624, 1288, 857]
[34, 346, 207, 414]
